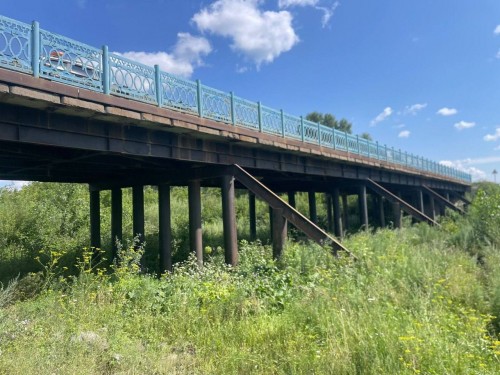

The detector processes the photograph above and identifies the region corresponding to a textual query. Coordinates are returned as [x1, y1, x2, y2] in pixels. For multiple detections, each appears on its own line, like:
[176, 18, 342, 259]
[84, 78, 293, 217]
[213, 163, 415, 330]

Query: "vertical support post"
[280, 109, 285, 137]
[378, 196, 386, 227]
[342, 194, 349, 232]
[356, 135, 360, 155]
[287, 191, 296, 208]
[332, 128, 336, 150]
[332, 188, 342, 237]
[102, 45, 110, 94]
[188, 180, 203, 267]
[258, 101, 263, 132]
[326, 194, 334, 233]
[196, 79, 203, 118]
[154, 64, 162, 107]
[230, 91, 236, 125]
[89, 187, 101, 250]
[392, 200, 402, 229]
[32, 21, 40, 78]
[158, 184, 172, 274]
[132, 186, 145, 244]
[359, 185, 369, 230]
[429, 195, 436, 221]
[376, 141, 380, 159]
[308, 191, 317, 224]
[249, 192, 257, 241]
[271, 208, 287, 260]
[221, 175, 238, 266]
[111, 188, 122, 260]
[332, 187, 342, 238]
[345, 132, 349, 153]
[300, 116, 305, 142]
[317, 122, 321, 146]
[417, 189, 425, 213]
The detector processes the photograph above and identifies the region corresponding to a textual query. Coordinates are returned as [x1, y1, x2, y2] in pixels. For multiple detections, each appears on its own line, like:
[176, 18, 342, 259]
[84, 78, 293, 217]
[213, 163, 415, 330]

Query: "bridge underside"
[0, 75, 470, 271]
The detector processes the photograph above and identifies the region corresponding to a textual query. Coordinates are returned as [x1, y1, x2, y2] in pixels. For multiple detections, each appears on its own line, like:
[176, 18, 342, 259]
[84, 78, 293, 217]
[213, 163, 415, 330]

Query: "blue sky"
[1, 0, 500, 186]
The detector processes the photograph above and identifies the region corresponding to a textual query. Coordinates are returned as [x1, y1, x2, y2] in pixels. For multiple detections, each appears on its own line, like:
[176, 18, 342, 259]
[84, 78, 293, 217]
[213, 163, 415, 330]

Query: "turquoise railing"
[0, 15, 471, 183]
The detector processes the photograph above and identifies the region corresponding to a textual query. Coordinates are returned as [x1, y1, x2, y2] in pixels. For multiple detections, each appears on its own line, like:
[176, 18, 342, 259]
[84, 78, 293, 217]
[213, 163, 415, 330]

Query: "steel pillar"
[332, 188, 342, 237]
[429, 195, 436, 221]
[158, 184, 172, 273]
[89, 188, 101, 250]
[249, 192, 257, 241]
[111, 188, 122, 260]
[188, 180, 203, 266]
[378, 196, 386, 227]
[359, 185, 369, 230]
[392, 202, 402, 228]
[342, 194, 349, 232]
[272, 208, 287, 259]
[221, 174, 238, 266]
[309, 191, 317, 224]
[326, 194, 334, 233]
[417, 189, 425, 213]
[132, 186, 145, 244]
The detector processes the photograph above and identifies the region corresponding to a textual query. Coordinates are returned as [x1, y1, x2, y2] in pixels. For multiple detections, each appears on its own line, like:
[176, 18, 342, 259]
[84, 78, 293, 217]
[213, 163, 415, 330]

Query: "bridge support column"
[342, 194, 349, 233]
[89, 187, 101, 250]
[188, 180, 203, 267]
[249, 192, 257, 241]
[359, 185, 369, 230]
[221, 174, 238, 266]
[272, 208, 287, 259]
[429, 195, 436, 221]
[326, 194, 334, 233]
[378, 196, 386, 228]
[132, 186, 145, 244]
[332, 188, 342, 237]
[158, 184, 172, 274]
[308, 192, 317, 224]
[288, 191, 296, 208]
[417, 189, 425, 213]
[111, 188, 122, 260]
[392, 202, 402, 228]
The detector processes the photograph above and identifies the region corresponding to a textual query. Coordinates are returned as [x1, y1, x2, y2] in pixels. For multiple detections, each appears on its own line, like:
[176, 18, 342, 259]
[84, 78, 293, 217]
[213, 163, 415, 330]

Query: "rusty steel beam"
[366, 179, 439, 226]
[422, 185, 465, 214]
[231, 164, 353, 256]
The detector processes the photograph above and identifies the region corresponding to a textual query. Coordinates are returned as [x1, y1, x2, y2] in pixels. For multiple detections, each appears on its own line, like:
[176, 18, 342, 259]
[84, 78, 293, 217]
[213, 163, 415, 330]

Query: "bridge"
[0, 15, 470, 271]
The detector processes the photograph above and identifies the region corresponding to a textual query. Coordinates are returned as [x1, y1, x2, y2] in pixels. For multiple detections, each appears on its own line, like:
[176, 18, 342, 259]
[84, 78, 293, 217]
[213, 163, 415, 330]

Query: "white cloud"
[403, 103, 427, 115]
[370, 107, 393, 126]
[279, 0, 319, 6]
[484, 127, 500, 142]
[454, 120, 476, 130]
[439, 160, 487, 181]
[278, 0, 340, 28]
[494, 25, 500, 35]
[398, 130, 410, 138]
[121, 33, 212, 78]
[192, 0, 299, 67]
[437, 107, 457, 116]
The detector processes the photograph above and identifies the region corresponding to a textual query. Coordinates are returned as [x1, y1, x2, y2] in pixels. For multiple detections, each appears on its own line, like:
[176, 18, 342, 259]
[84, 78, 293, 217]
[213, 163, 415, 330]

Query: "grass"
[0, 225, 499, 374]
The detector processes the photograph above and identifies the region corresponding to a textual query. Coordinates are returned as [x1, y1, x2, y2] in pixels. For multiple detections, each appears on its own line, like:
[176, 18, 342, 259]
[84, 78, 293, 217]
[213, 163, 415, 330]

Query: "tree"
[306, 111, 372, 140]
[360, 132, 372, 141]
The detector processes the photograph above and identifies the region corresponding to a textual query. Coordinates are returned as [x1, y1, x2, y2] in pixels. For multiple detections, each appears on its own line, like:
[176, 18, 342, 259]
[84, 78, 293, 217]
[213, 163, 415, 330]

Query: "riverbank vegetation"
[0, 182, 499, 374]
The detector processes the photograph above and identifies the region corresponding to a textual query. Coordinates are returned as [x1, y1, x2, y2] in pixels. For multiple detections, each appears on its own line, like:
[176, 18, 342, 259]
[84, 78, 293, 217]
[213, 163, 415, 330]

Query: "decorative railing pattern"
[0, 15, 471, 183]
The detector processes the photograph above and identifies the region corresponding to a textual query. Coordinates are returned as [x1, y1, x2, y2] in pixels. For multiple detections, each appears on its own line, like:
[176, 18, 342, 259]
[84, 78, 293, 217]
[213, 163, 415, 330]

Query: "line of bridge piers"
[88, 179, 459, 273]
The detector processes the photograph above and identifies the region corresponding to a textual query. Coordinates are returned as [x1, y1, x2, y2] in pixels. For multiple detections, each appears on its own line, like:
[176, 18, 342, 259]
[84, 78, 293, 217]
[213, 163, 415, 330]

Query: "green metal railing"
[0, 14, 471, 183]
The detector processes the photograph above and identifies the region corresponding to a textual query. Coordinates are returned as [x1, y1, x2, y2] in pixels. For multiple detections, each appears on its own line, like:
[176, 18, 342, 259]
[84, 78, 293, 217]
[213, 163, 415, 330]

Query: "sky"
[1, 0, 500, 187]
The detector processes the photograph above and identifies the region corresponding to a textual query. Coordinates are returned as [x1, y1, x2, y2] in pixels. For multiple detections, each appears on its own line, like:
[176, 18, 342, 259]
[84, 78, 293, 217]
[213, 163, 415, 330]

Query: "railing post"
[102, 45, 110, 95]
[31, 21, 40, 78]
[367, 139, 370, 158]
[405, 151, 408, 166]
[356, 135, 360, 155]
[345, 132, 349, 153]
[197, 79, 203, 118]
[154, 65, 162, 107]
[280, 109, 285, 137]
[301, 116, 305, 142]
[332, 128, 336, 150]
[317, 123, 321, 146]
[258, 101, 263, 132]
[230, 92, 236, 126]
[384, 145, 388, 161]
[376, 141, 379, 159]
